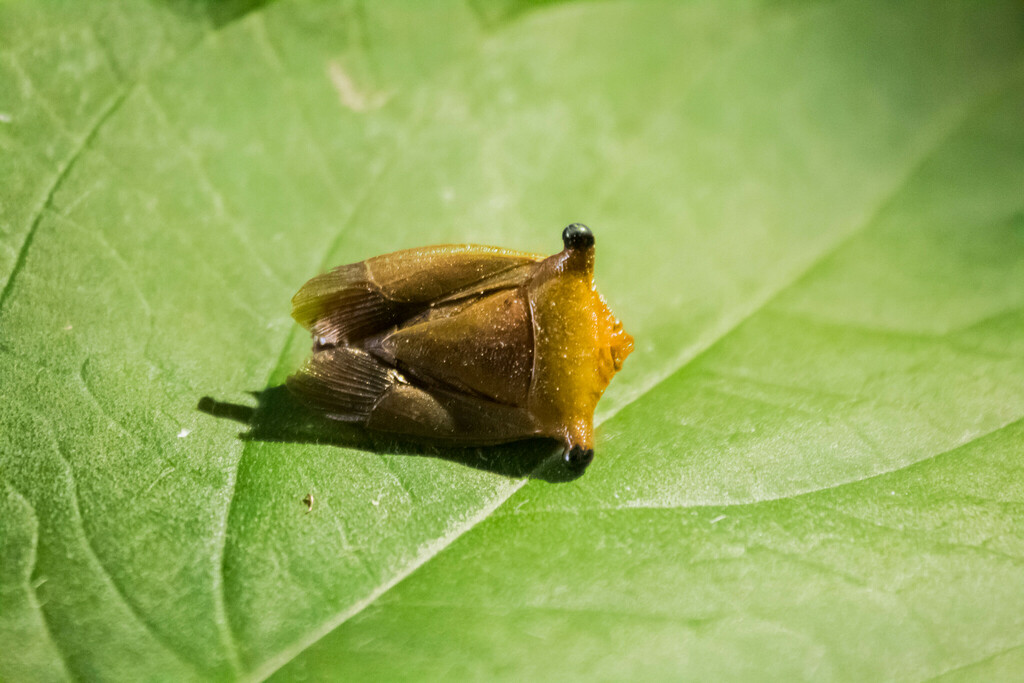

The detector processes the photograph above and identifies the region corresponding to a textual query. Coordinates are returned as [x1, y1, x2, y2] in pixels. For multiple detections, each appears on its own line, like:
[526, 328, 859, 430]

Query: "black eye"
[562, 223, 595, 250]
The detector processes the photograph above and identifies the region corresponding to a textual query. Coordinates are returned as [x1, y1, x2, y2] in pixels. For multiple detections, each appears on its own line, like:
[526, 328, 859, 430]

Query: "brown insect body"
[288, 224, 632, 469]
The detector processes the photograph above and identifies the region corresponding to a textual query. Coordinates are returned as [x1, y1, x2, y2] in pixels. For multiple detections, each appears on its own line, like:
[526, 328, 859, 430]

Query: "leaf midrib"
[492, 416, 1024, 517]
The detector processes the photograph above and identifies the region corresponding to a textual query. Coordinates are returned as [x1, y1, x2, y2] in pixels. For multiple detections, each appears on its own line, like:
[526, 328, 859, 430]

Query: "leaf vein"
[35, 413, 201, 676]
[1, 0, 289, 320]
[0, 479, 75, 683]
[0, 85, 130, 318]
[922, 642, 1024, 683]
[511, 415, 1024, 516]
[217, 115, 413, 675]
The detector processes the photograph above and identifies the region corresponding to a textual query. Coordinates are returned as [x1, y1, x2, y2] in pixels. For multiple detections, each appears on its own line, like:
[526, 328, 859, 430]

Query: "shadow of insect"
[198, 386, 584, 483]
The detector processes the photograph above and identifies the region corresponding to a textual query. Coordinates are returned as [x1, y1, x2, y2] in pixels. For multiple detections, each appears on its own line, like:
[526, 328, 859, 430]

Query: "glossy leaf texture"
[2, 1, 1023, 680]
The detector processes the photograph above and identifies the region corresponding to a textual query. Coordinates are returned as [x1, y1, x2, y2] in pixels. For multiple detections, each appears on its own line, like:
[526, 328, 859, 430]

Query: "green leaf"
[2, 1, 1023, 680]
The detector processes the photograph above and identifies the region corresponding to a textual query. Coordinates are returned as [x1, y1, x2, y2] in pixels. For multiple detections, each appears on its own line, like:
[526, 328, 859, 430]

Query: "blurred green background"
[2, 1, 1024, 680]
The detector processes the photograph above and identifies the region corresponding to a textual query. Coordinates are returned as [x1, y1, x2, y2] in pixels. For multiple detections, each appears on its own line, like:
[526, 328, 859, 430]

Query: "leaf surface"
[1, 1, 1022, 680]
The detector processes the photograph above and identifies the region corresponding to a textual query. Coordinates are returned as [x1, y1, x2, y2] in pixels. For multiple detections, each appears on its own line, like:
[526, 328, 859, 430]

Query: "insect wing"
[287, 344, 540, 444]
[372, 287, 533, 405]
[292, 245, 541, 345]
[286, 346, 395, 422]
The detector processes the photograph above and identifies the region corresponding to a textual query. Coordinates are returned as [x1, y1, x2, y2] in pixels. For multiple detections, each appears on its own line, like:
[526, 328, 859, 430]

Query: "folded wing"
[287, 346, 540, 443]
[291, 245, 541, 345]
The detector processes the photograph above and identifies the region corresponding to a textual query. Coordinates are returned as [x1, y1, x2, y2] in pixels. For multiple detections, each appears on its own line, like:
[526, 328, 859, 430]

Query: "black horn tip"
[562, 223, 595, 250]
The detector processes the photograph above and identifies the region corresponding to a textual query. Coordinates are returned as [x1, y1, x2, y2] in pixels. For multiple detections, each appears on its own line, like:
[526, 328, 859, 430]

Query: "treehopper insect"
[288, 224, 632, 470]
